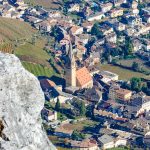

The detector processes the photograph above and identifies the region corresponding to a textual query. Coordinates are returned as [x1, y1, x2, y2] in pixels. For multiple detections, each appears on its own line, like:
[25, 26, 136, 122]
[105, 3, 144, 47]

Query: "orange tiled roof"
[76, 67, 92, 87]
[70, 25, 81, 33]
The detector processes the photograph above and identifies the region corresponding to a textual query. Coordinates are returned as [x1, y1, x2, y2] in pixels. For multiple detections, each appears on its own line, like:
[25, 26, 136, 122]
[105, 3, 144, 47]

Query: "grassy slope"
[0, 17, 36, 41]
[22, 61, 57, 77]
[0, 17, 57, 77]
[100, 64, 150, 80]
[24, 0, 63, 9]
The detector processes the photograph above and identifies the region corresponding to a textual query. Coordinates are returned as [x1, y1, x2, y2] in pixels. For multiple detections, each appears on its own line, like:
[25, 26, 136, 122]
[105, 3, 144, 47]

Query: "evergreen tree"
[71, 130, 85, 140]
[125, 38, 133, 56]
[80, 101, 86, 116]
[91, 22, 103, 39]
[55, 98, 60, 111]
[130, 77, 142, 92]
[132, 62, 139, 71]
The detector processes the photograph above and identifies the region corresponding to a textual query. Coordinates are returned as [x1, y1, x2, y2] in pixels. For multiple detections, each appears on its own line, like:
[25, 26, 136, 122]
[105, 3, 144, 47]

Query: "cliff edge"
[0, 53, 56, 150]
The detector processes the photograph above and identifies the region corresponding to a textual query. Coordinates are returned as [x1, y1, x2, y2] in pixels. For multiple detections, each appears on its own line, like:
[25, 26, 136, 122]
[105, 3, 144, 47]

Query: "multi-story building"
[87, 12, 105, 22]
[100, 3, 113, 13]
[68, 4, 80, 12]
[109, 8, 124, 18]
[109, 86, 132, 101]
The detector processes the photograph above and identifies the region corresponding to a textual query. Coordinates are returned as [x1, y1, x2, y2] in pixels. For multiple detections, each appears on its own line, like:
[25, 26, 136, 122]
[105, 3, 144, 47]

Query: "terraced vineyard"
[0, 17, 36, 41]
[22, 61, 58, 77]
[0, 17, 59, 78]
[0, 43, 13, 54]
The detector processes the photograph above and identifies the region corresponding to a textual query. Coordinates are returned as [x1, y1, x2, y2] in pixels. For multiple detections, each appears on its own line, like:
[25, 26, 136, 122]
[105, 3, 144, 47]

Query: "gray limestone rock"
[0, 53, 56, 150]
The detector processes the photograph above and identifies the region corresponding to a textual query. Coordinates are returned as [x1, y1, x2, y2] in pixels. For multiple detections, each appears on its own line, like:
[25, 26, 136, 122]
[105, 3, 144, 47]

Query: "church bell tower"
[65, 42, 76, 87]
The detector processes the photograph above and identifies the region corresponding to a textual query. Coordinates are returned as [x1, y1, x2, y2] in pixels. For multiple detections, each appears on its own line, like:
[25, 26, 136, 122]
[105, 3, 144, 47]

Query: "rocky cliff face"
[0, 53, 56, 150]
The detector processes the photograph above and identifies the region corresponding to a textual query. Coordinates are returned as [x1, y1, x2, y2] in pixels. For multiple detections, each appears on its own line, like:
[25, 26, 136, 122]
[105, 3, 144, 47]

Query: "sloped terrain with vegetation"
[0, 17, 58, 77]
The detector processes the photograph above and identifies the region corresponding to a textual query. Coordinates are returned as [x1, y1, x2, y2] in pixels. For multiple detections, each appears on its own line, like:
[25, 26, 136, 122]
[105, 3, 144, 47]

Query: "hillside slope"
[0, 17, 36, 41]
[24, 0, 63, 9]
[0, 17, 58, 77]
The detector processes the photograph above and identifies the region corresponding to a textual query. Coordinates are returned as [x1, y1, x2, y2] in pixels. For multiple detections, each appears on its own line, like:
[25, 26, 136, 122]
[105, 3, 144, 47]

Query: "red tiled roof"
[76, 67, 92, 87]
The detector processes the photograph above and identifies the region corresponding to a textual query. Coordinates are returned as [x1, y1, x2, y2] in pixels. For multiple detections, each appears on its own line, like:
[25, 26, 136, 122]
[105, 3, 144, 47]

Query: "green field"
[22, 61, 57, 77]
[108, 148, 129, 150]
[100, 64, 150, 80]
[24, 0, 62, 9]
[15, 38, 50, 64]
[118, 58, 150, 74]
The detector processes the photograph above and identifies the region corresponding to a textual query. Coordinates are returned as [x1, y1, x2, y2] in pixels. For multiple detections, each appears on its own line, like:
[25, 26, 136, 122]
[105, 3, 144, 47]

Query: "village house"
[144, 40, 150, 51]
[70, 25, 83, 35]
[109, 85, 132, 102]
[94, 108, 118, 120]
[114, 22, 126, 31]
[140, 24, 150, 35]
[130, 117, 150, 132]
[99, 127, 131, 147]
[48, 111, 57, 122]
[100, 71, 119, 82]
[98, 134, 115, 149]
[132, 39, 142, 52]
[82, 21, 93, 32]
[35, 19, 56, 32]
[142, 7, 150, 15]
[91, 40, 105, 52]
[54, 123, 74, 138]
[70, 139, 99, 150]
[84, 87, 102, 103]
[98, 133, 128, 149]
[90, 51, 101, 64]
[137, 96, 150, 114]
[1, 4, 16, 18]
[39, 79, 73, 103]
[60, 37, 70, 46]
[143, 14, 150, 23]
[132, 7, 139, 15]
[100, 24, 114, 36]
[127, 16, 142, 27]
[100, 2, 113, 13]
[144, 132, 150, 148]
[105, 32, 117, 43]
[111, 0, 125, 7]
[83, 6, 93, 17]
[87, 65, 100, 76]
[118, 35, 125, 43]
[41, 108, 57, 122]
[109, 8, 124, 18]
[87, 12, 105, 22]
[26, 16, 42, 24]
[68, 3, 80, 12]
[124, 27, 135, 36]
[48, 11, 61, 18]
[78, 34, 90, 45]
[129, 0, 138, 9]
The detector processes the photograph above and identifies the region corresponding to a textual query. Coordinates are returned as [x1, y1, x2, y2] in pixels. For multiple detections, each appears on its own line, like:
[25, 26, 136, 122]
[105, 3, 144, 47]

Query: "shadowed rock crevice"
[0, 120, 9, 142]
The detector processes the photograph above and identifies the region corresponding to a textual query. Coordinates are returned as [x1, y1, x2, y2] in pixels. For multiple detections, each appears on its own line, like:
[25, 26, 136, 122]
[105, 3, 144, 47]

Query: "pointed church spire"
[66, 41, 76, 87]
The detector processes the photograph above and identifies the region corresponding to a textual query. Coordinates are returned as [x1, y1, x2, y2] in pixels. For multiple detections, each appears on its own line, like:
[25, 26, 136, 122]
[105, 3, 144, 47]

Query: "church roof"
[76, 67, 92, 87]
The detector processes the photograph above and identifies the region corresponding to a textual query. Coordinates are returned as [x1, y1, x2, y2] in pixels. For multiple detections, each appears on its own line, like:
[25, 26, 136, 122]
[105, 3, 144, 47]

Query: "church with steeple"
[65, 42, 93, 89]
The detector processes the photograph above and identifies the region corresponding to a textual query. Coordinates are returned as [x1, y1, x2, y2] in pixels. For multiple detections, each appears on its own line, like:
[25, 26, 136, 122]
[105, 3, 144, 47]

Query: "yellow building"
[109, 86, 132, 101]
[110, 8, 124, 18]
